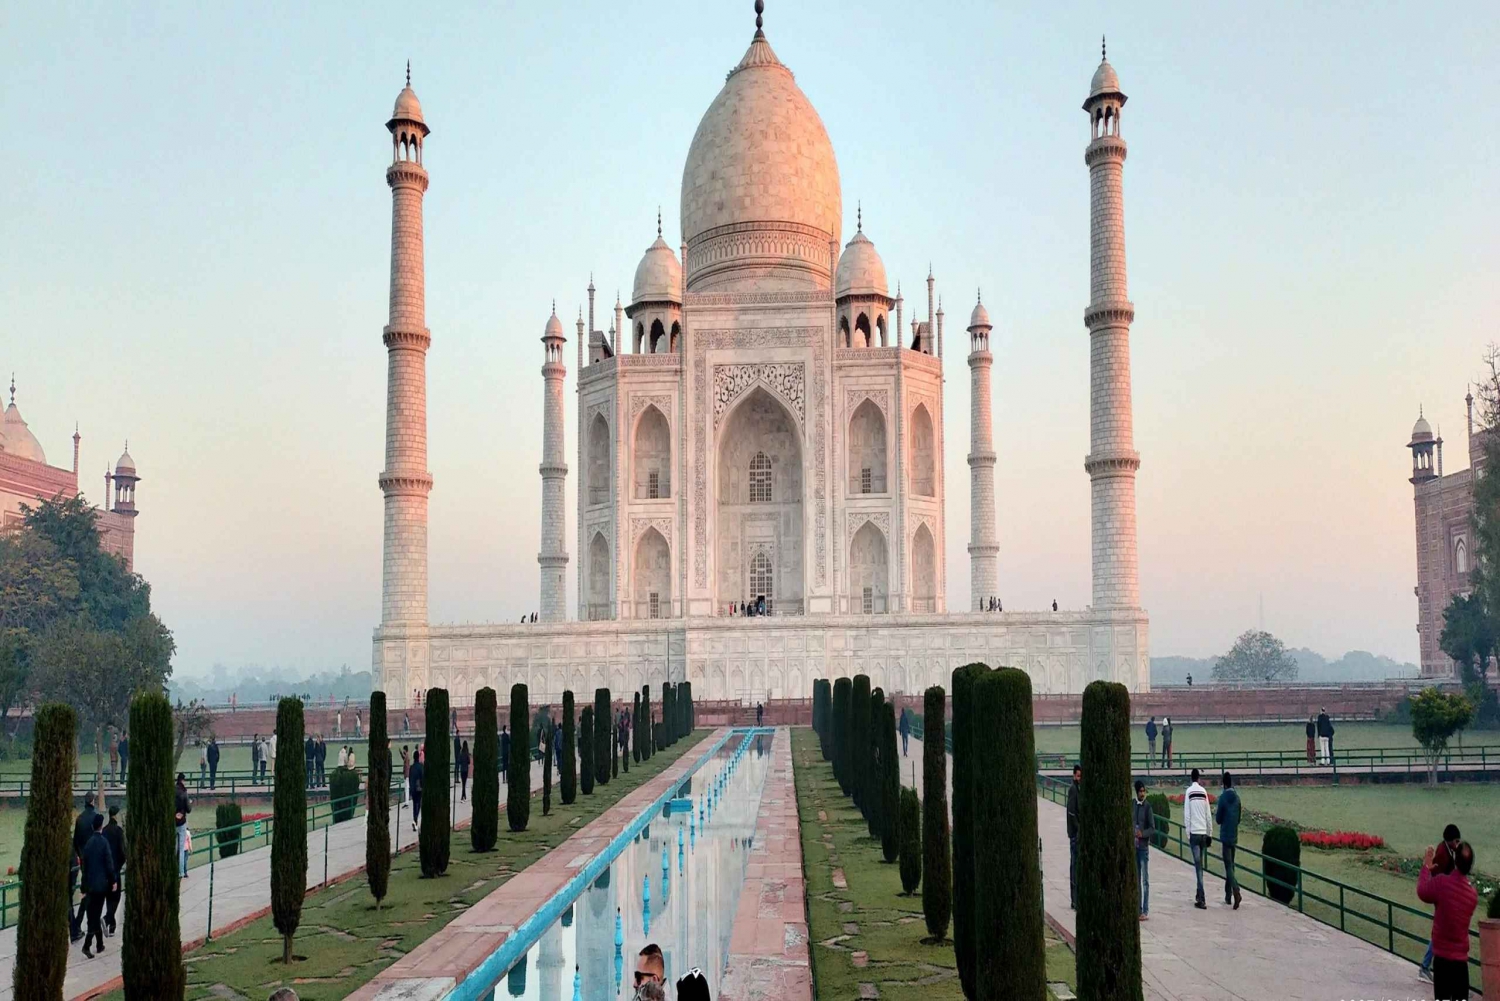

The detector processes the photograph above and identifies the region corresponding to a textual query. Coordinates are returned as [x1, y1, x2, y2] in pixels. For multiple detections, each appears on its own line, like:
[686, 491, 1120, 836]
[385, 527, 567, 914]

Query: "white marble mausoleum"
[372, 11, 1149, 708]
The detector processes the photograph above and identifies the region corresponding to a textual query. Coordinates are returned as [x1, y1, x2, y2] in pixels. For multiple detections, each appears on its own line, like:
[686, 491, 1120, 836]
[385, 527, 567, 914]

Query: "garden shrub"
[849, 675, 871, 810]
[594, 688, 611, 786]
[271, 697, 308, 963]
[580, 707, 595, 796]
[507, 684, 530, 832]
[366, 690, 390, 907]
[216, 802, 244, 859]
[1145, 793, 1171, 849]
[832, 677, 852, 793]
[880, 699, 900, 859]
[1262, 825, 1302, 904]
[561, 691, 577, 804]
[14, 703, 75, 1001]
[329, 765, 360, 822]
[951, 662, 986, 998]
[421, 688, 451, 875]
[899, 786, 922, 895]
[922, 685, 951, 942]
[470, 687, 498, 851]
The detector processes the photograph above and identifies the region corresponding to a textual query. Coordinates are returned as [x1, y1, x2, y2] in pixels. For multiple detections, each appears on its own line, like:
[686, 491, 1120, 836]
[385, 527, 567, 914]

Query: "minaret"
[1082, 40, 1141, 609]
[967, 292, 998, 610]
[72, 424, 80, 474]
[379, 65, 434, 630]
[539, 304, 570, 621]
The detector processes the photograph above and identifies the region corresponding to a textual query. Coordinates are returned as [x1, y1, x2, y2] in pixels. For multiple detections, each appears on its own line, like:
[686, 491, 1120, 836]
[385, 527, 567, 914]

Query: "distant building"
[0, 378, 140, 571]
[1408, 396, 1480, 677]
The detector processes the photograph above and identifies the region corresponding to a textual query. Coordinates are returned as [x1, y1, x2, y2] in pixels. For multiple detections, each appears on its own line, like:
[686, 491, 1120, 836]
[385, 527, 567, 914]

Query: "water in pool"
[476, 730, 773, 1000]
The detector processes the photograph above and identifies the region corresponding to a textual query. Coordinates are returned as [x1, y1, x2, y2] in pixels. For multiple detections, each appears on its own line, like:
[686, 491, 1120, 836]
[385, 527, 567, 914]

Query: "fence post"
[1339, 884, 1345, 932]
[206, 852, 215, 942]
[1387, 900, 1394, 952]
[323, 820, 330, 888]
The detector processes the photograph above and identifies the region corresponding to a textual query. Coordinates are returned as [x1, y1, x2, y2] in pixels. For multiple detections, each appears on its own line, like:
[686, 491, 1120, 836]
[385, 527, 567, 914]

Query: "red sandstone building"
[0, 380, 139, 570]
[1408, 397, 1480, 677]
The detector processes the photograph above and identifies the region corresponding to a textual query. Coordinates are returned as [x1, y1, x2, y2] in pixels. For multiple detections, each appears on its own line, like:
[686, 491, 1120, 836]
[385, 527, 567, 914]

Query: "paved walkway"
[909, 737, 1433, 1001]
[719, 729, 812, 1001]
[0, 760, 546, 1001]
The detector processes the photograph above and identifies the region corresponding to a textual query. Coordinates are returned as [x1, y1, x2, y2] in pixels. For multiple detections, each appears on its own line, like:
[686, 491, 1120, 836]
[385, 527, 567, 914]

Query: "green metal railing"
[1035, 774, 1482, 977]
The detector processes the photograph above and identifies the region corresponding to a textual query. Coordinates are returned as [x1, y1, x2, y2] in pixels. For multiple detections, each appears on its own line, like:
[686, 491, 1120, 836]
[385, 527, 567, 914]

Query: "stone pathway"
[910, 736, 1436, 1001]
[0, 760, 546, 1001]
[718, 729, 812, 1001]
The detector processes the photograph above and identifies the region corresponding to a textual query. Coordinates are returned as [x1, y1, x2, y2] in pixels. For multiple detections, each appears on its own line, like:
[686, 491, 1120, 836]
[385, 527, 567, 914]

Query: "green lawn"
[86, 732, 711, 1001]
[793, 728, 1075, 1000]
[0, 806, 23, 875]
[1031, 721, 1457, 759]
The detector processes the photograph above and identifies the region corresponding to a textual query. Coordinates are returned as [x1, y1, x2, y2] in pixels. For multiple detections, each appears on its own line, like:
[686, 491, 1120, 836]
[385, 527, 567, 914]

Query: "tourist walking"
[457, 740, 471, 801]
[1066, 764, 1081, 910]
[1419, 825, 1465, 982]
[206, 736, 220, 789]
[79, 813, 117, 959]
[453, 732, 463, 785]
[1145, 716, 1157, 766]
[1305, 715, 1317, 764]
[408, 748, 425, 831]
[1161, 717, 1173, 768]
[252, 734, 263, 781]
[1316, 708, 1334, 765]
[756, 702, 764, 727]
[108, 732, 119, 784]
[175, 773, 193, 878]
[1215, 771, 1243, 908]
[102, 805, 124, 936]
[400, 744, 411, 780]
[500, 726, 511, 785]
[554, 722, 563, 769]
[1418, 838, 1478, 999]
[1132, 781, 1152, 920]
[70, 793, 99, 942]
[898, 707, 910, 756]
[355, 710, 362, 737]
[1184, 768, 1212, 909]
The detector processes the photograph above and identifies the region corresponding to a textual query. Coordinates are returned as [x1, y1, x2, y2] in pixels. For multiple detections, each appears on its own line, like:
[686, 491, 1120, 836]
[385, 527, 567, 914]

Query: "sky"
[4, 2, 1497, 676]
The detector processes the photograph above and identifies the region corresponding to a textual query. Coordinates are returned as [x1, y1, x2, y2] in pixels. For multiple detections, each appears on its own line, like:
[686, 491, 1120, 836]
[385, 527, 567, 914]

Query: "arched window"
[635, 322, 645, 354]
[749, 550, 774, 605]
[749, 452, 773, 503]
[649, 319, 666, 354]
[588, 414, 611, 506]
[911, 404, 935, 497]
[634, 527, 671, 619]
[633, 405, 671, 499]
[848, 399, 887, 494]
[1456, 537, 1470, 574]
[839, 315, 851, 348]
[587, 532, 610, 620]
[912, 523, 936, 612]
[855, 313, 871, 348]
[670, 321, 681, 353]
[876, 314, 887, 347]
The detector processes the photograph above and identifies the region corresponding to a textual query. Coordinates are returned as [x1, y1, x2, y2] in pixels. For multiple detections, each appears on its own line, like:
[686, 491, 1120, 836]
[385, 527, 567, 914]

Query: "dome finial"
[754, 0, 764, 32]
[7, 373, 13, 406]
[406, 60, 411, 87]
[856, 201, 862, 232]
[977, 287, 982, 305]
[1101, 35, 1106, 62]
[657, 206, 663, 238]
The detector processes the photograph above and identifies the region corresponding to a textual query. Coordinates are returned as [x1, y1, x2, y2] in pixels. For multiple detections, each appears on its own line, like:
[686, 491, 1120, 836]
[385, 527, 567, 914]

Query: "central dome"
[679, 26, 842, 292]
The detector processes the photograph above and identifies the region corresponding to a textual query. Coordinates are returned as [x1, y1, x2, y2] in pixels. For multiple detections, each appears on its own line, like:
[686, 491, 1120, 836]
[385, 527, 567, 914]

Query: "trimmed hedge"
[123, 692, 185, 998]
[880, 701, 900, 863]
[329, 766, 360, 822]
[14, 703, 76, 1001]
[867, 687, 886, 835]
[580, 707, 595, 796]
[1077, 681, 1142, 1001]
[813, 679, 831, 757]
[922, 685, 951, 942]
[631, 693, 641, 764]
[561, 691, 578, 804]
[216, 802, 244, 859]
[1262, 826, 1301, 905]
[271, 697, 308, 963]
[421, 688, 451, 876]
[366, 690, 391, 907]
[951, 662, 985, 998]
[832, 677, 851, 793]
[641, 685, 653, 760]
[899, 786, 922, 895]
[1146, 793, 1171, 849]
[594, 688, 611, 786]
[507, 684, 530, 832]
[848, 675, 871, 810]
[471, 687, 499, 851]
[971, 667, 1044, 1001]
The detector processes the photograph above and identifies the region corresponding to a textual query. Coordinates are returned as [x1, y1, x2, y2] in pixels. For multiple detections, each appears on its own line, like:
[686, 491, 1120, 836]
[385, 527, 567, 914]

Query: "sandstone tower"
[1083, 42, 1141, 609]
[539, 305, 569, 621]
[967, 294, 998, 609]
[379, 66, 433, 631]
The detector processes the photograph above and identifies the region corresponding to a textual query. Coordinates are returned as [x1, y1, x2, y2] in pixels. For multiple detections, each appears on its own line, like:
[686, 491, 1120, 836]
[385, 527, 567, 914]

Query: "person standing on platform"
[117, 731, 129, 779]
[1316, 708, 1334, 766]
[267, 731, 277, 781]
[500, 726, 511, 785]
[206, 736, 220, 790]
[407, 748, 425, 832]
[1145, 716, 1157, 767]
[316, 735, 328, 787]
[1132, 781, 1153, 920]
[457, 740, 471, 802]
[898, 707, 910, 756]
[1066, 763, 1081, 910]
[1215, 771, 1242, 909]
[198, 745, 208, 789]
[1184, 768, 1212, 910]
[1161, 717, 1173, 768]
[453, 732, 463, 786]
[1418, 839, 1478, 1000]
[79, 813, 117, 959]
[1305, 715, 1317, 765]
[336, 709, 342, 738]
[403, 711, 411, 735]
[355, 710, 362, 738]
[304, 733, 317, 789]
[108, 732, 119, 785]
[102, 805, 125, 936]
[756, 702, 764, 727]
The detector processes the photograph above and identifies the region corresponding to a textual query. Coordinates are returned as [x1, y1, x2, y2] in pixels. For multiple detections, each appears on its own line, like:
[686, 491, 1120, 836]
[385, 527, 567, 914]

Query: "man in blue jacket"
[80, 812, 119, 958]
[1144, 717, 1158, 768]
[1215, 771, 1243, 909]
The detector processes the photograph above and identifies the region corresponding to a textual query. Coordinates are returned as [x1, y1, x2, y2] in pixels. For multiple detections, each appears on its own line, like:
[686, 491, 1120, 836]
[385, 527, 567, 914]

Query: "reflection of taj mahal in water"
[372, 7, 1149, 709]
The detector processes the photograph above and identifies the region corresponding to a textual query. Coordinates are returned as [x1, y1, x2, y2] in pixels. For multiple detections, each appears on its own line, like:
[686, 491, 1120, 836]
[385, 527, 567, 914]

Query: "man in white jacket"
[1184, 768, 1213, 910]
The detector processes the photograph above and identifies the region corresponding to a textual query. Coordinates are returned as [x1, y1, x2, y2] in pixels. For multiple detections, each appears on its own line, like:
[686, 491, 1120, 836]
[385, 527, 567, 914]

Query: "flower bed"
[1299, 830, 1384, 851]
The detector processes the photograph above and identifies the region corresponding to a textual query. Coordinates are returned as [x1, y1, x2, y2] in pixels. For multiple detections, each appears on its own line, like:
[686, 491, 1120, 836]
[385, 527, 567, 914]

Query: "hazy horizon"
[6, 2, 1497, 674]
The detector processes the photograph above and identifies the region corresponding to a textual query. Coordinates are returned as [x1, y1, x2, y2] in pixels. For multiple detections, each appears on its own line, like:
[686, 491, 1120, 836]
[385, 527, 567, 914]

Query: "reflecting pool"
[469, 730, 774, 1001]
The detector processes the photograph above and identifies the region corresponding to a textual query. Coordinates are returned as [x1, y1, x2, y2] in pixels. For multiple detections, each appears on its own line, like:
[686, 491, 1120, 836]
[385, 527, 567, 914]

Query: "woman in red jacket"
[1417, 839, 1478, 1000]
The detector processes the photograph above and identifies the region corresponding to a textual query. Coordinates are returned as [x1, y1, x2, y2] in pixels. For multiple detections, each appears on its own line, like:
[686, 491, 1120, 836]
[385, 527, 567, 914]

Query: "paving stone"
[831, 869, 847, 889]
[842, 922, 858, 935]
[851, 950, 868, 967]
[859, 984, 879, 999]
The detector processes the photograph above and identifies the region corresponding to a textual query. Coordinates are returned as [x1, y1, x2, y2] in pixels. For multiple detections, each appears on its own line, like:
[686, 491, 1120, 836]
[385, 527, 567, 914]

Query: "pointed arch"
[850, 521, 889, 614]
[587, 532, 610, 620]
[633, 404, 671, 499]
[635, 322, 645, 354]
[717, 387, 804, 613]
[587, 413, 611, 506]
[634, 527, 671, 619]
[649, 318, 666, 354]
[911, 404, 935, 497]
[670, 321, 681, 353]
[848, 399, 887, 494]
[855, 313, 872, 348]
[876, 313, 887, 347]
[839, 314, 851, 348]
[912, 523, 936, 612]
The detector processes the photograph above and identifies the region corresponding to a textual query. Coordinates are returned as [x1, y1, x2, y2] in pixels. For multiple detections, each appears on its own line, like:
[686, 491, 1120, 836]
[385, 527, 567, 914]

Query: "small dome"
[1411, 413, 1434, 442]
[1089, 59, 1121, 99]
[835, 229, 887, 298]
[115, 447, 136, 475]
[969, 299, 992, 330]
[632, 237, 682, 305]
[543, 309, 565, 340]
[0, 402, 46, 465]
[392, 86, 425, 125]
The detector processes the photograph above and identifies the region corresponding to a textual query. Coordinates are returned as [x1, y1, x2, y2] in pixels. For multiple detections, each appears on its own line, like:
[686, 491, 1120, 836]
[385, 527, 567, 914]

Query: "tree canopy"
[1212, 630, 1298, 683]
[1410, 687, 1475, 785]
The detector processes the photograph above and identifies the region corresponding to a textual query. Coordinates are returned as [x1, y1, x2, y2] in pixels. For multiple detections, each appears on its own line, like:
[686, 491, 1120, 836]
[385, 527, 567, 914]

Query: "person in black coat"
[206, 737, 220, 790]
[499, 726, 512, 785]
[457, 740, 471, 801]
[69, 794, 98, 941]
[102, 806, 125, 935]
[315, 737, 328, 787]
[407, 748, 425, 831]
[80, 813, 118, 957]
[304, 734, 317, 789]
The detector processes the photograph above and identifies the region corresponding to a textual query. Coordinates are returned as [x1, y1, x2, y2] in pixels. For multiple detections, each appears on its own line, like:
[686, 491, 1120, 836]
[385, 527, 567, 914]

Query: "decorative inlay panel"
[711, 363, 805, 431]
[630, 517, 674, 547]
[844, 388, 889, 419]
[846, 511, 891, 542]
[630, 394, 674, 425]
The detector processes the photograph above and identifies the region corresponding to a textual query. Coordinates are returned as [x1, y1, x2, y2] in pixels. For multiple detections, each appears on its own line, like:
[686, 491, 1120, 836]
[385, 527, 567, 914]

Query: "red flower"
[1298, 829, 1383, 851]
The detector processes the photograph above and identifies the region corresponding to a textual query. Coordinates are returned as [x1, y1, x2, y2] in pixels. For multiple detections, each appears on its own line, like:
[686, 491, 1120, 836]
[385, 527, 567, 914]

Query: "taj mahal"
[371, 6, 1149, 709]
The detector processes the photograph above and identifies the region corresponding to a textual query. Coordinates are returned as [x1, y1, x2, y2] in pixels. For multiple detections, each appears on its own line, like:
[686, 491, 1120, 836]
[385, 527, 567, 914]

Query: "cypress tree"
[542, 719, 553, 816]
[661, 684, 673, 746]
[13, 703, 75, 1001]
[898, 787, 922, 895]
[506, 684, 530, 832]
[921, 685, 952, 943]
[612, 724, 619, 778]
[951, 662, 986, 999]
[594, 688, 611, 786]
[848, 674, 870, 809]
[421, 688, 451, 875]
[122, 691, 184, 1000]
[880, 702, 901, 862]
[271, 697, 308, 964]
[813, 679, 831, 756]
[366, 691, 391, 907]
[470, 687, 498, 852]
[1077, 681, 1142, 1001]
[866, 687, 886, 834]
[632, 693, 641, 763]
[641, 685, 653, 760]
[561, 691, 577, 804]
[682, 681, 694, 735]
[971, 668, 1045, 1001]
[579, 707, 595, 795]
[622, 703, 631, 773]
[831, 677, 851, 793]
